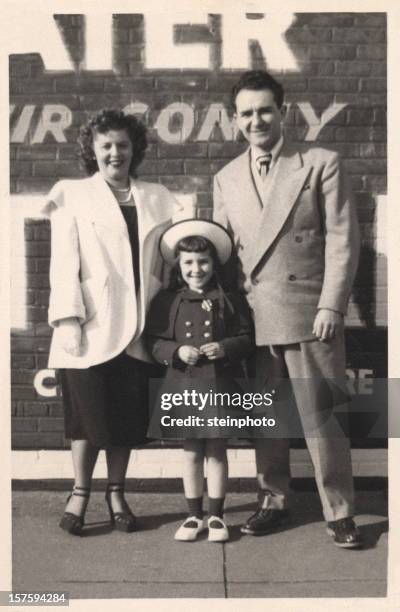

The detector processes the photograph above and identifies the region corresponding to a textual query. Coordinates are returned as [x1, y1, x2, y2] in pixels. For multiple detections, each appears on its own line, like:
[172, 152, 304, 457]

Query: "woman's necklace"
[109, 184, 132, 204]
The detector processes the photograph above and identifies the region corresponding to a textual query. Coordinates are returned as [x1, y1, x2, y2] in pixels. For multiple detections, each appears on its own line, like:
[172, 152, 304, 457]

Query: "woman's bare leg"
[65, 439, 99, 515]
[106, 446, 131, 513]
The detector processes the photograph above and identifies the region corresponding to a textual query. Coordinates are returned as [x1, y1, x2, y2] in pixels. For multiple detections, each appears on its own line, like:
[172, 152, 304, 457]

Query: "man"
[213, 70, 362, 548]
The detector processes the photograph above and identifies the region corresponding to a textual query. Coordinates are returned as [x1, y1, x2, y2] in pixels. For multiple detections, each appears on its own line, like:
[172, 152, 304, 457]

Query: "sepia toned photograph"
[4, 2, 394, 607]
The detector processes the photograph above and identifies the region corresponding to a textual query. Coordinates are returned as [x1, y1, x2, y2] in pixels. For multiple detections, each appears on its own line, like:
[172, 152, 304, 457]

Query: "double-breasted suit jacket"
[213, 139, 360, 521]
[42, 172, 179, 368]
[213, 141, 360, 346]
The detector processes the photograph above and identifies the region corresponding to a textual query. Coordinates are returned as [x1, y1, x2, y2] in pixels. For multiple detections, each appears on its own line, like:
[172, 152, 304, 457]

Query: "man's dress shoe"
[326, 517, 363, 549]
[241, 508, 291, 536]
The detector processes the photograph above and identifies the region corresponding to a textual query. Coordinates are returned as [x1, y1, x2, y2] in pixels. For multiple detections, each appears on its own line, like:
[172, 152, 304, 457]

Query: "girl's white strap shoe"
[174, 516, 206, 541]
[207, 516, 229, 542]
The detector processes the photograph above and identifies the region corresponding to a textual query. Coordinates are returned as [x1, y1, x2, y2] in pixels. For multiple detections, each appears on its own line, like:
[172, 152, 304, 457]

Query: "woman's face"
[179, 250, 214, 292]
[92, 129, 133, 186]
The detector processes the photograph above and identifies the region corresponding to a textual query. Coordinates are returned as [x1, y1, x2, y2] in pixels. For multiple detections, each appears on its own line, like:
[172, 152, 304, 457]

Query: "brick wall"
[10, 12, 387, 449]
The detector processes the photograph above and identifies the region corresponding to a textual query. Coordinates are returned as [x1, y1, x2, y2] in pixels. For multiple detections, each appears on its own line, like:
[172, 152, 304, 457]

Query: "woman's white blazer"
[42, 172, 179, 368]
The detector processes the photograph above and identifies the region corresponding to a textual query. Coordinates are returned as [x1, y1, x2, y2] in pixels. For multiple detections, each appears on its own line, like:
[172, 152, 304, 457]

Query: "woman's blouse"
[120, 204, 140, 293]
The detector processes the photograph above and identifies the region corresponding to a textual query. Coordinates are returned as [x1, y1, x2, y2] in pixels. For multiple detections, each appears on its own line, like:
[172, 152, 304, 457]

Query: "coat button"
[203, 332, 211, 338]
[252, 278, 259, 286]
[204, 320, 211, 326]
[288, 274, 296, 281]
[185, 332, 193, 338]
[185, 321, 192, 327]
[295, 235, 303, 243]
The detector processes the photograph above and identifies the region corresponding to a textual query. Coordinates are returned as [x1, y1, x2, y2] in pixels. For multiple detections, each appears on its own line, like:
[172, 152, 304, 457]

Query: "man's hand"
[312, 309, 343, 342]
[58, 317, 82, 356]
[200, 342, 225, 361]
[178, 345, 200, 365]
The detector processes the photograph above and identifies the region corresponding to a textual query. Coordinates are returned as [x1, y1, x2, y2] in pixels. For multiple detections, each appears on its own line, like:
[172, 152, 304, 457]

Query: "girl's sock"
[186, 496, 203, 519]
[208, 497, 225, 519]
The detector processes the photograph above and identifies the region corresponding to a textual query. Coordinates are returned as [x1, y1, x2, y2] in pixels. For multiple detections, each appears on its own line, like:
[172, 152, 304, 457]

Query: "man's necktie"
[256, 153, 272, 179]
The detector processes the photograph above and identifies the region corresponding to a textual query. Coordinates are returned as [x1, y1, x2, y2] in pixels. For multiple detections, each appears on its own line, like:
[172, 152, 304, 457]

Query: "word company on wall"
[10, 102, 346, 145]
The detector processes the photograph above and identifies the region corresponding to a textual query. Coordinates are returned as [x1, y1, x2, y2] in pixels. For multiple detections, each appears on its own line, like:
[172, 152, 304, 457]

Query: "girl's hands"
[178, 345, 200, 365]
[58, 317, 82, 356]
[178, 343, 225, 365]
[200, 342, 225, 360]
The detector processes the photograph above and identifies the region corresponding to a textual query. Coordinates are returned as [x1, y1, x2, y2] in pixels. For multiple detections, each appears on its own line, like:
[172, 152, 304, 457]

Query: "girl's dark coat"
[145, 286, 253, 385]
[145, 286, 255, 438]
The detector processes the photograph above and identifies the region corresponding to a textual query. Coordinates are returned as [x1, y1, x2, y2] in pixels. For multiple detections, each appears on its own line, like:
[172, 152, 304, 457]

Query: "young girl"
[145, 219, 253, 542]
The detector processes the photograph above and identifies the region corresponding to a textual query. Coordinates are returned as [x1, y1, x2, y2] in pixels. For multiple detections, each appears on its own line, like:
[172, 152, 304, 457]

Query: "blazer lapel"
[250, 143, 311, 273]
[131, 179, 171, 243]
[84, 174, 170, 240]
[228, 150, 264, 241]
[85, 172, 129, 236]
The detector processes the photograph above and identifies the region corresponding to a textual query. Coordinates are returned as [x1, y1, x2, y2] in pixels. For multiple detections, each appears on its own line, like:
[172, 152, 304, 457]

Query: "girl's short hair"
[169, 235, 224, 290]
[175, 235, 217, 256]
[78, 109, 147, 177]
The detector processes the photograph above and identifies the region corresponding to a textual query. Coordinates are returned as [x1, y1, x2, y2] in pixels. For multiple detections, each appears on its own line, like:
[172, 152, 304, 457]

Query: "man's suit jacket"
[213, 140, 360, 346]
[42, 172, 179, 368]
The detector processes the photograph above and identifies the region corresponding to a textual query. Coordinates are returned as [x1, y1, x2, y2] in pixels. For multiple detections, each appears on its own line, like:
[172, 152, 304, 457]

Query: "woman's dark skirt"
[60, 352, 162, 448]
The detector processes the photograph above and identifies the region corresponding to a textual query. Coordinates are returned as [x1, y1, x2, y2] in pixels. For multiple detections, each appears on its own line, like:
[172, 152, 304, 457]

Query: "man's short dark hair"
[231, 71, 285, 111]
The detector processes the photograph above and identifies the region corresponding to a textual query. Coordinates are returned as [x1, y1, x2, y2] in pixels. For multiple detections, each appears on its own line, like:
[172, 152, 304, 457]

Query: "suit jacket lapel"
[250, 143, 311, 273]
[86, 172, 129, 235]
[228, 150, 264, 241]
[130, 179, 169, 243]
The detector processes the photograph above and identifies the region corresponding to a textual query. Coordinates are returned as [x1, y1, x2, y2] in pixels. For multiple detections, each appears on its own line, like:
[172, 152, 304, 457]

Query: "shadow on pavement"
[358, 519, 388, 550]
[79, 521, 114, 537]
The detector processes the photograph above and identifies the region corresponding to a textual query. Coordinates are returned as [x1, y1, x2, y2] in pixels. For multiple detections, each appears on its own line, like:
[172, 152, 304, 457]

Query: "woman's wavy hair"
[78, 109, 147, 177]
[168, 235, 226, 291]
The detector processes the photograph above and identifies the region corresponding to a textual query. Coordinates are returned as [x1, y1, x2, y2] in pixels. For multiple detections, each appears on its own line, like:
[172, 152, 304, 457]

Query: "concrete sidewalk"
[12, 486, 388, 599]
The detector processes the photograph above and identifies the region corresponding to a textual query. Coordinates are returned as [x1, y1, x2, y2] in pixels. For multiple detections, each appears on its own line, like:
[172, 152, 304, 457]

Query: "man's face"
[234, 88, 285, 151]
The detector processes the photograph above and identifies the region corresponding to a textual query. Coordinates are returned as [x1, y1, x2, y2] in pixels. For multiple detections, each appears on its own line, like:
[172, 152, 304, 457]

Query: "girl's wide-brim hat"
[159, 219, 233, 266]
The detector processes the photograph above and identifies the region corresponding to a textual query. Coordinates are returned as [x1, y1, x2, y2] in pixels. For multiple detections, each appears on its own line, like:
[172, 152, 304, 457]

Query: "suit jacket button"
[295, 235, 303, 243]
[288, 274, 296, 281]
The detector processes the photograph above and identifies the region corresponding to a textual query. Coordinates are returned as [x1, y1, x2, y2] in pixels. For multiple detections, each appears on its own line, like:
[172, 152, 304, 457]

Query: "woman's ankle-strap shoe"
[59, 486, 90, 536]
[208, 516, 229, 542]
[105, 483, 136, 533]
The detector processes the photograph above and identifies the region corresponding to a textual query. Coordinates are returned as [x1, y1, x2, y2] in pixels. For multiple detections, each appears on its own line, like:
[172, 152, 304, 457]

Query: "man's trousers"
[255, 333, 354, 522]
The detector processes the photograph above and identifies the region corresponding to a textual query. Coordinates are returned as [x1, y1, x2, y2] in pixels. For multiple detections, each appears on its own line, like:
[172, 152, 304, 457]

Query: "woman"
[42, 109, 179, 535]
